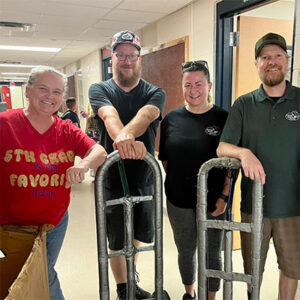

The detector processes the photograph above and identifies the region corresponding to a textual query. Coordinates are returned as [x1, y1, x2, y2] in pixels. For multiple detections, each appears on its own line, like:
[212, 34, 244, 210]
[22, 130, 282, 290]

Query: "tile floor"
[56, 171, 300, 300]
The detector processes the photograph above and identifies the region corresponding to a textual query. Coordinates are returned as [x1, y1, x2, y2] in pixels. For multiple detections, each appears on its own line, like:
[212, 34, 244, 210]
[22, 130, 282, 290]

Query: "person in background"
[85, 114, 100, 143]
[61, 97, 81, 128]
[80, 103, 98, 140]
[81, 107, 101, 180]
[0, 66, 107, 300]
[159, 61, 230, 300]
[89, 30, 166, 300]
[217, 32, 300, 300]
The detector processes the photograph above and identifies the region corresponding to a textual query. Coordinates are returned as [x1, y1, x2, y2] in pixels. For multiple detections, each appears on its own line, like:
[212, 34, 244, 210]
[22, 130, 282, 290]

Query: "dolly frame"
[94, 151, 169, 300]
[197, 157, 263, 300]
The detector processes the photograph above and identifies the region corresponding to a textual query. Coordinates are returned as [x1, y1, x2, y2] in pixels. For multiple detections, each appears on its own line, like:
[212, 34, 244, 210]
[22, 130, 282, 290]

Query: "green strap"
[118, 160, 131, 197]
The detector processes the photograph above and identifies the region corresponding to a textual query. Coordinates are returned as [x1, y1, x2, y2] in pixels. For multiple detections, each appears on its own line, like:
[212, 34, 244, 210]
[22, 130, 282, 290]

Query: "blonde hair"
[27, 66, 68, 95]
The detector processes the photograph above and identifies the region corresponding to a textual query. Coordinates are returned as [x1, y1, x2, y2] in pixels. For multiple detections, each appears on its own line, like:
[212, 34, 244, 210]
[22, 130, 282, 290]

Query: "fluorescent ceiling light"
[0, 45, 61, 52]
[3, 77, 28, 80]
[0, 64, 38, 68]
[1, 72, 30, 75]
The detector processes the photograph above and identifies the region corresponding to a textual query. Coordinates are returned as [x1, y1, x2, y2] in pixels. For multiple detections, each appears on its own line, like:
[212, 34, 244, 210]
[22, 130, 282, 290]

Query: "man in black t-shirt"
[89, 30, 166, 300]
[61, 97, 81, 128]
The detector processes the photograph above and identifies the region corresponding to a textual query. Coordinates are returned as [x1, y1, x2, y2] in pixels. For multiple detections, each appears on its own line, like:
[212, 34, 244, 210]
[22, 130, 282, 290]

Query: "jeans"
[46, 211, 69, 300]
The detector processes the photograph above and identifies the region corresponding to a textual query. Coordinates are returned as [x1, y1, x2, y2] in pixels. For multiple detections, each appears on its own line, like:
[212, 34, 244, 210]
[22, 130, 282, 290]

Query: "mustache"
[121, 65, 133, 69]
[265, 64, 281, 71]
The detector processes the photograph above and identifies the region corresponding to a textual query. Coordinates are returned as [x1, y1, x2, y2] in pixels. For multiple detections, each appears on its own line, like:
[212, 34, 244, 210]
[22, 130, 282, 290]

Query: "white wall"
[141, 0, 215, 75]
[10, 86, 25, 109]
[80, 50, 102, 110]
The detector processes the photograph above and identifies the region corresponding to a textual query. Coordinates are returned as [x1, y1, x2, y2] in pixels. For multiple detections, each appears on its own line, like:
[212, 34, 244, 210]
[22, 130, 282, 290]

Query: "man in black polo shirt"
[89, 30, 166, 300]
[217, 33, 300, 300]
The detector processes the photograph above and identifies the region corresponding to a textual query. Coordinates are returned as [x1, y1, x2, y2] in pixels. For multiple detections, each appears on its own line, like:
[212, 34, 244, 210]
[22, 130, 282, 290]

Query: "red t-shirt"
[0, 109, 95, 226]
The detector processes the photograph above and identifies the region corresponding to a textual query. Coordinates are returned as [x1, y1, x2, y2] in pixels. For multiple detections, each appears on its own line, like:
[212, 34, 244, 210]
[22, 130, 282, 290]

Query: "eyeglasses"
[114, 53, 140, 62]
[182, 60, 209, 70]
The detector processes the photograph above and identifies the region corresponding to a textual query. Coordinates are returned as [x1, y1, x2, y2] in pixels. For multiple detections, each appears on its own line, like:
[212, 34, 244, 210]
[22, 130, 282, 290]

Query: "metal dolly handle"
[197, 157, 263, 300]
[94, 150, 170, 300]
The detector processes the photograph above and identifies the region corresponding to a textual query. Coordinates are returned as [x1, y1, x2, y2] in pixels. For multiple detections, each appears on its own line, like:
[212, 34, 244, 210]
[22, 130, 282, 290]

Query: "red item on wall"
[1, 86, 12, 109]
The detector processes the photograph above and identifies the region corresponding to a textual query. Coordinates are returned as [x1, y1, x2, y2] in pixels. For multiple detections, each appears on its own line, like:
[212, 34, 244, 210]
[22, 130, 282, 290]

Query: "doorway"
[234, 2, 294, 99]
[215, 0, 296, 110]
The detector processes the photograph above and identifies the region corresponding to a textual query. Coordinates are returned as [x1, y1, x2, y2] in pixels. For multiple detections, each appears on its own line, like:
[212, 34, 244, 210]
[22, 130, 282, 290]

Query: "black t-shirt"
[61, 110, 81, 128]
[159, 105, 228, 211]
[89, 78, 166, 189]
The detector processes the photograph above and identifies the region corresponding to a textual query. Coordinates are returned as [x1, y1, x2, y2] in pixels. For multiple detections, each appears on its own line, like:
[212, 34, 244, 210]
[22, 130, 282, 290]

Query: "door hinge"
[229, 32, 240, 47]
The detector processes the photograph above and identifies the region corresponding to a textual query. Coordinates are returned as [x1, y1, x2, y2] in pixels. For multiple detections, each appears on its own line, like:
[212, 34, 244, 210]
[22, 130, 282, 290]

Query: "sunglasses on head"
[182, 60, 209, 70]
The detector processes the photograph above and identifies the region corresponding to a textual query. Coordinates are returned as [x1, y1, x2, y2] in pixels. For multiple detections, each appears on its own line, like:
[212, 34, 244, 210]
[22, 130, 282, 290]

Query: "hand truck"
[94, 150, 171, 300]
[197, 157, 263, 300]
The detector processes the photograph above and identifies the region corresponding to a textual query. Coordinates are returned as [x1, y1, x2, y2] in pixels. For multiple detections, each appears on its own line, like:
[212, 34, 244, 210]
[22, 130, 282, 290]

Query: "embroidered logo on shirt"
[205, 126, 221, 136]
[285, 110, 300, 121]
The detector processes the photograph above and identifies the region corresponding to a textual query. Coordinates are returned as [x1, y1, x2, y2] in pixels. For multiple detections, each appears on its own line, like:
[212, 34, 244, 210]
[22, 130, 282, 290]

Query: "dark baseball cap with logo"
[255, 32, 287, 58]
[111, 30, 141, 52]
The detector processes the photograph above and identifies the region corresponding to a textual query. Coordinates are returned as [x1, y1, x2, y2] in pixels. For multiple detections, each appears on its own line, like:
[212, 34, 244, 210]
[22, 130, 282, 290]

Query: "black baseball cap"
[111, 30, 141, 51]
[255, 32, 287, 58]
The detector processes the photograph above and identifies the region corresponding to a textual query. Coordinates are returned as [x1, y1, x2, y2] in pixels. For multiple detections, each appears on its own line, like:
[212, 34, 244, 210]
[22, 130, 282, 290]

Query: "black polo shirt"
[221, 81, 300, 218]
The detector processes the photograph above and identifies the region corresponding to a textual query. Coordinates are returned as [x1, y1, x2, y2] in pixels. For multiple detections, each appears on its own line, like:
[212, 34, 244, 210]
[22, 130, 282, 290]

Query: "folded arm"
[98, 105, 160, 159]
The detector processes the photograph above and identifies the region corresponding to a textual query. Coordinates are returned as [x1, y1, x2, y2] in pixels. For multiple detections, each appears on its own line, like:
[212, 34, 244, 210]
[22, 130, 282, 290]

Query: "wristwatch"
[219, 193, 229, 202]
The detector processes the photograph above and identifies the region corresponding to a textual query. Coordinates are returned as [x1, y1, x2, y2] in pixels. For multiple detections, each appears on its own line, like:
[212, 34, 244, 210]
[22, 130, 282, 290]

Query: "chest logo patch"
[285, 110, 300, 121]
[205, 126, 221, 136]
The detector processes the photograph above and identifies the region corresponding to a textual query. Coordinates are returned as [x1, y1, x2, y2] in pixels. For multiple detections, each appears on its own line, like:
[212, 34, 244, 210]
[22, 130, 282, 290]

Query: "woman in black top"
[159, 61, 230, 300]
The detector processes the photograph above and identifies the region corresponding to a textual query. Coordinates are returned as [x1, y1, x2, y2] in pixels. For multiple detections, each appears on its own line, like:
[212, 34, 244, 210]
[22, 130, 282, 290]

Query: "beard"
[113, 64, 142, 87]
[260, 66, 286, 87]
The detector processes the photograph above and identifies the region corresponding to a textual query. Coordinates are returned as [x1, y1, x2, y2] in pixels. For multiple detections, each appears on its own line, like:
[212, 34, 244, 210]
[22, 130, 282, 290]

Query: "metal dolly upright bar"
[197, 157, 264, 300]
[94, 150, 170, 300]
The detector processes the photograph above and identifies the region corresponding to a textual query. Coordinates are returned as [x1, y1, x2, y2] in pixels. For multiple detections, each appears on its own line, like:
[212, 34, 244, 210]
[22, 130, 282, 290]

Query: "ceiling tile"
[46, 0, 123, 9]
[118, 0, 193, 13]
[41, 2, 110, 18]
[0, 10, 42, 23]
[93, 20, 146, 32]
[105, 9, 164, 23]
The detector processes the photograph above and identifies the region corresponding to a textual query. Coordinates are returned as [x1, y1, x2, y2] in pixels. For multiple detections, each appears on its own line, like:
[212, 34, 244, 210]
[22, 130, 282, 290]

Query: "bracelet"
[219, 193, 229, 202]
